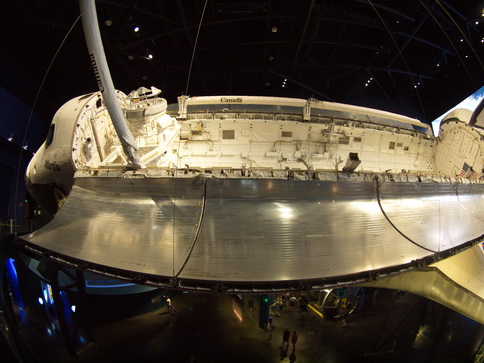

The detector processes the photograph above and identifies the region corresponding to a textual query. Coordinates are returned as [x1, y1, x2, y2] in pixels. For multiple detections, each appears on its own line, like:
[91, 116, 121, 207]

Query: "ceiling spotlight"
[23, 145, 28, 150]
[148, 54, 153, 59]
[134, 26, 140, 32]
[7, 137, 12, 142]
[460, 38, 464, 42]
[128, 55, 134, 61]
[105, 20, 112, 26]
[272, 27, 278, 33]
[476, 21, 479, 25]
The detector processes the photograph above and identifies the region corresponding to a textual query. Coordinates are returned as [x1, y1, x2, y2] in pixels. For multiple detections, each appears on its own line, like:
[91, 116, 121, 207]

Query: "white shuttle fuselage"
[26, 89, 483, 211]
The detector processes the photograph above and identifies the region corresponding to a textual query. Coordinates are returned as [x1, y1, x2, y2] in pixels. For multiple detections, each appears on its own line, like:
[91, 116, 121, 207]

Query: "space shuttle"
[20, 0, 484, 323]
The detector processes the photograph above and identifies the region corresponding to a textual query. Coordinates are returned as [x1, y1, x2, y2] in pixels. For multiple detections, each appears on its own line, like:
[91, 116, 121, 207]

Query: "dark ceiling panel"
[0, 0, 482, 132]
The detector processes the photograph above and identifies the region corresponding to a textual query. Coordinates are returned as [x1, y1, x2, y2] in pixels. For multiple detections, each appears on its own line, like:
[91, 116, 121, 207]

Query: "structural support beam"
[289, 0, 314, 78]
[358, 244, 484, 325]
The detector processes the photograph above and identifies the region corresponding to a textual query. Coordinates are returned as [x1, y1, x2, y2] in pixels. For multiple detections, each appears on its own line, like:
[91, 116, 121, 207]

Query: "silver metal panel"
[180, 179, 475, 281]
[22, 178, 204, 276]
[379, 183, 484, 252]
[20, 177, 484, 285]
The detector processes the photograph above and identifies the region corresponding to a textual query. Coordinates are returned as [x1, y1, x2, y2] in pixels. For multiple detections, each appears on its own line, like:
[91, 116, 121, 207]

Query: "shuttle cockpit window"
[45, 124, 55, 148]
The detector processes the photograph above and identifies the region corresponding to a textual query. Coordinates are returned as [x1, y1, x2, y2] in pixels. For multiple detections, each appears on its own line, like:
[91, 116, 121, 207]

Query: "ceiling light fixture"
[134, 26, 140, 32]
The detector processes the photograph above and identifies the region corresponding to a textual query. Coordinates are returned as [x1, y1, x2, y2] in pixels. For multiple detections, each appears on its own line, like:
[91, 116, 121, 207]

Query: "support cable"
[13, 15, 81, 234]
[175, 179, 208, 279]
[171, 124, 185, 278]
[419, 0, 480, 89]
[185, 0, 208, 96]
[367, 0, 427, 121]
[375, 176, 437, 253]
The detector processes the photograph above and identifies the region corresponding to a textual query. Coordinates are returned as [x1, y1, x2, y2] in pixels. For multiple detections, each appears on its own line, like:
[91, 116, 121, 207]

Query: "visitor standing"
[281, 328, 290, 350]
[291, 331, 298, 351]
[266, 322, 274, 341]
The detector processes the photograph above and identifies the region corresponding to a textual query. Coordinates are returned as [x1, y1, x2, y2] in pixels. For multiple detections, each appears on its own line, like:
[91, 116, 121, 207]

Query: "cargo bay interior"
[1, 1, 484, 362]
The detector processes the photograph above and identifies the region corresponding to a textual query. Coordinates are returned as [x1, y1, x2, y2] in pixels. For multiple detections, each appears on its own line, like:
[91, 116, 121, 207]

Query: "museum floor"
[5, 287, 483, 363]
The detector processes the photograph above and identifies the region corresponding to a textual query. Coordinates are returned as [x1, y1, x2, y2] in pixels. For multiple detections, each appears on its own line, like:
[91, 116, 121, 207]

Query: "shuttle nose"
[24, 176, 59, 215]
[24, 153, 60, 215]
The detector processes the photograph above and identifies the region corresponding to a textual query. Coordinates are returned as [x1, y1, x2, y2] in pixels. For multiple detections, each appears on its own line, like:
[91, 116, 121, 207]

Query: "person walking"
[170, 305, 176, 323]
[266, 322, 274, 341]
[291, 331, 298, 351]
[342, 300, 352, 327]
[280, 328, 290, 350]
[267, 315, 273, 329]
